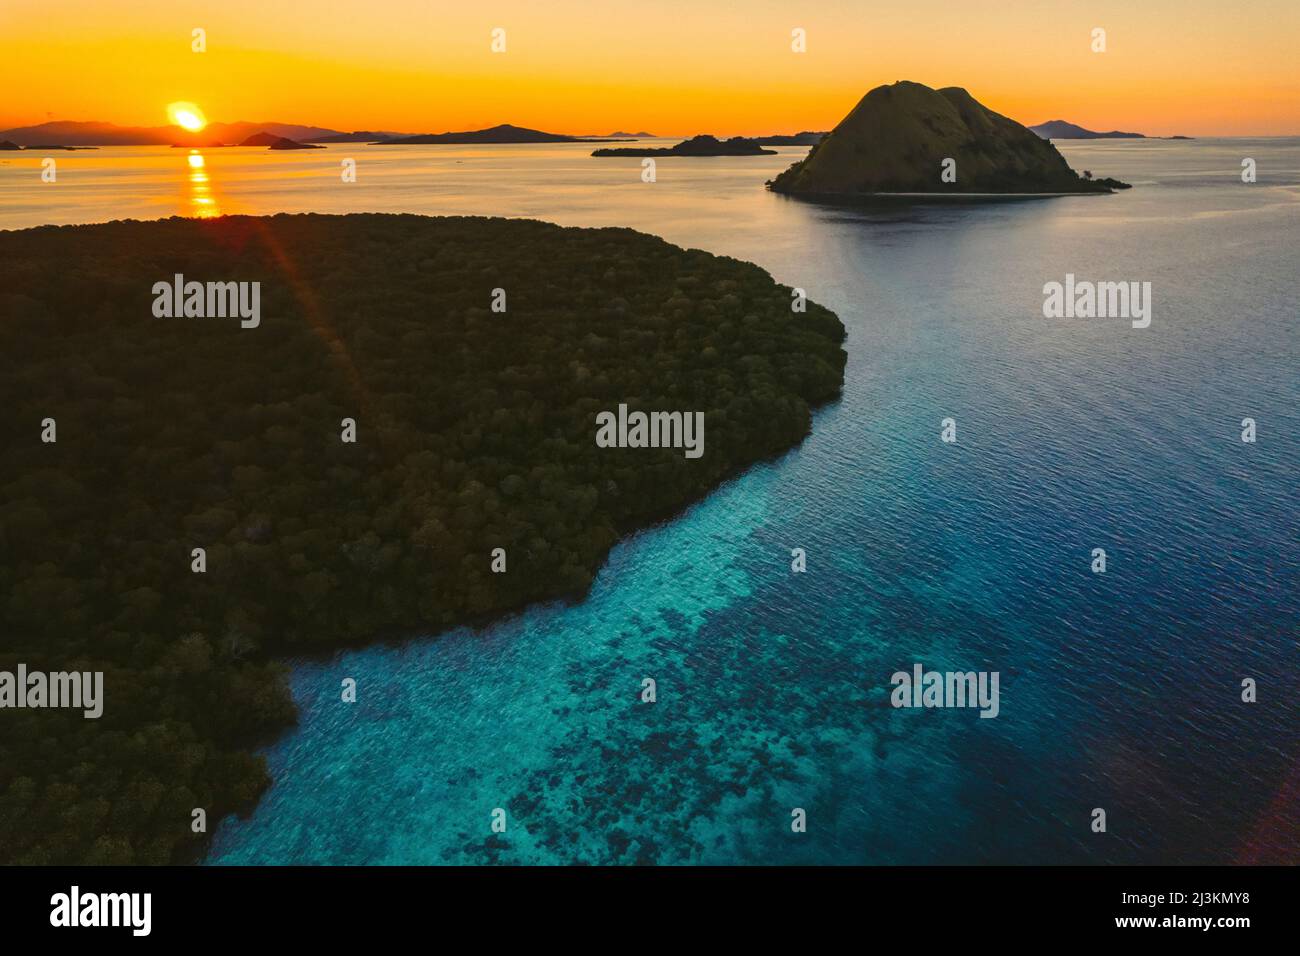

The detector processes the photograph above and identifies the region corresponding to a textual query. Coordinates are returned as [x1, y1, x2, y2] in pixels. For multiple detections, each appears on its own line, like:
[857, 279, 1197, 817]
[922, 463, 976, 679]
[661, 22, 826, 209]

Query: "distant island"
[0, 140, 96, 150]
[1030, 120, 1194, 141]
[305, 130, 407, 143]
[0, 119, 646, 147]
[751, 131, 827, 146]
[269, 137, 322, 150]
[238, 131, 323, 149]
[0, 120, 828, 152]
[593, 134, 778, 157]
[238, 131, 286, 147]
[0, 119, 346, 147]
[594, 132, 827, 156]
[378, 123, 615, 145]
[769, 81, 1130, 197]
[1029, 120, 1145, 139]
[0, 212, 846, 865]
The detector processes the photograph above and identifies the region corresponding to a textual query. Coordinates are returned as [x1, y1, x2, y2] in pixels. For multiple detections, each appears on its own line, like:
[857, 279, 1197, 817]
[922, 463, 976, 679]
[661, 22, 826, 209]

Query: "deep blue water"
[206, 138, 1299, 864]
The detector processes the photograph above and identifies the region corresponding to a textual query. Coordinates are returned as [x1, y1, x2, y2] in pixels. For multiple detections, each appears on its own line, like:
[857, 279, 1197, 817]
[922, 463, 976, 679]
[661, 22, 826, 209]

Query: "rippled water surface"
[9, 138, 1293, 863]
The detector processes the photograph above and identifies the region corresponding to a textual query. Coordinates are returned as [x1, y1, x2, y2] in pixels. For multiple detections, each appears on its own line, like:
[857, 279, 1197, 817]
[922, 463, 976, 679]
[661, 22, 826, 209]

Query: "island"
[751, 131, 826, 146]
[234, 131, 321, 149]
[378, 123, 612, 145]
[593, 135, 777, 157]
[769, 81, 1130, 197]
[1029, 120, 1145, 139]
[0, 212, 846, 864]
[306, 130, 401, 143]
[0, 141, 98, 151]
[0, 120, 356, 147]
[269, 137, 322, 150]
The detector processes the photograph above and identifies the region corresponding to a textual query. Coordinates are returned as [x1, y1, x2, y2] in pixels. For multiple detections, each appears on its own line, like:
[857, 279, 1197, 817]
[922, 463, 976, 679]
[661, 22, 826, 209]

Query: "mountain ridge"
[378, 123, 612, 145]
[0, 119, 344, 146]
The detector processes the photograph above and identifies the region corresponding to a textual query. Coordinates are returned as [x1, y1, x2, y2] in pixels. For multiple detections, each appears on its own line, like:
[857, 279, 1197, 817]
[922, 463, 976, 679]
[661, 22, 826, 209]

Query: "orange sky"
[1, 0, 1296, 136]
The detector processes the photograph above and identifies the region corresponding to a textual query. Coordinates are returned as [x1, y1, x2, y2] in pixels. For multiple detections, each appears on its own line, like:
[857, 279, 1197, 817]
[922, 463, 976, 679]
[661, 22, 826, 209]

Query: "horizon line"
[6, 115, 1300, 140]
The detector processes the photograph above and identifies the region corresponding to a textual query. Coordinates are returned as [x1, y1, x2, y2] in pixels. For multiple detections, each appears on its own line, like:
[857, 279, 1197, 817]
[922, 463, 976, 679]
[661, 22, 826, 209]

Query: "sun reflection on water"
[186, 149, 220, 217]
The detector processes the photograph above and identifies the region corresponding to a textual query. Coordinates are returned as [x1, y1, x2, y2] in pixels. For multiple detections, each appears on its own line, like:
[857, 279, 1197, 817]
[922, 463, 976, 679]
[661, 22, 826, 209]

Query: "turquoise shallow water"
[87, 137, 1292, 865]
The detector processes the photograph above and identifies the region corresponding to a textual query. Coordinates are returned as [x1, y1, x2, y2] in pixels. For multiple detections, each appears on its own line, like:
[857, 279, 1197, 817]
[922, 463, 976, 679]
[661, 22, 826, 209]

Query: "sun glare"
[166, 101, 207, 132]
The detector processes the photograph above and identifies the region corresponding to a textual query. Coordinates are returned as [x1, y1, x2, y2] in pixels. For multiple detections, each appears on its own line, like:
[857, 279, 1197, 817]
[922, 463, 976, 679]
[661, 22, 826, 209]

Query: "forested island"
[0, 213, 846, 863]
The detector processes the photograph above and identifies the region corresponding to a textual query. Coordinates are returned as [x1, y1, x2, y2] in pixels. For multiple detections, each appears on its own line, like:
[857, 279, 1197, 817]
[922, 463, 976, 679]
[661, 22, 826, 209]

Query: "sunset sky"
[2, 0, 1296, 136]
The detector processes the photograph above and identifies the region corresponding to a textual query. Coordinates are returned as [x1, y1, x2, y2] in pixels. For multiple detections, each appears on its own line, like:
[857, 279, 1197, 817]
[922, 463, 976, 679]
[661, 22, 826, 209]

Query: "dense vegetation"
[0, 213, 845, 863]
[770, 80, 1130, 196]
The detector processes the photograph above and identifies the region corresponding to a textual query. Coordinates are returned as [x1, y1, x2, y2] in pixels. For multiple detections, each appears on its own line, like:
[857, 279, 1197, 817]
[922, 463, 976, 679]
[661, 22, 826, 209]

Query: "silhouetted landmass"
[770, 81, 1130, 197]
[267, 137, 322, 150]
[593, 135, 777, 157]
[0, 120, 344, 147]
[751, 132, 826, 146]
[217, 134, 324, 149]
[380, 124, 608, 145]
[306, 131, 405, 143]
[1029, 120, 1145, 139]
[0, 213, 846, 864]
[605, 131, 655, 138]
[0, 139, 97, 150]
[1080, 176, 1131, 190]
[238, 132, 278, 147]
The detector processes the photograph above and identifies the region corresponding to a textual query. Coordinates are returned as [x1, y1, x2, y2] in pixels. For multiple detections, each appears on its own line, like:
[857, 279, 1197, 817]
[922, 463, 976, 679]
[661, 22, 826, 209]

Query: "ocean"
[5, 137, 1296, 863]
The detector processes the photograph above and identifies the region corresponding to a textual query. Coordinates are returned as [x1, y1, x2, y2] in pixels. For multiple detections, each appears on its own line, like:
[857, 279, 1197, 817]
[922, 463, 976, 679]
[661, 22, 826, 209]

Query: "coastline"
[0, 211, 847, 864]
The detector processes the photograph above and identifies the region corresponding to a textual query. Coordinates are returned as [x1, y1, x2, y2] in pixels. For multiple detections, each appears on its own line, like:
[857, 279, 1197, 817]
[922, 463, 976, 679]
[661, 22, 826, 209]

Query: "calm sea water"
[5, 139, 1297, 864]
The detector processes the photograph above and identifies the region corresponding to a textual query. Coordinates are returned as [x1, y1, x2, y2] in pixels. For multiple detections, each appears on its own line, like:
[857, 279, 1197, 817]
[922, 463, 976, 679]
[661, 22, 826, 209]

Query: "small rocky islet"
[768, 80, 1131, 197]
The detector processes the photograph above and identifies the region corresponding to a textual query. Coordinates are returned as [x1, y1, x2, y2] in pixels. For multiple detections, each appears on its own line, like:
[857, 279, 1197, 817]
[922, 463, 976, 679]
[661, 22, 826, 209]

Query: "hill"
[769, 81, 1128, 196]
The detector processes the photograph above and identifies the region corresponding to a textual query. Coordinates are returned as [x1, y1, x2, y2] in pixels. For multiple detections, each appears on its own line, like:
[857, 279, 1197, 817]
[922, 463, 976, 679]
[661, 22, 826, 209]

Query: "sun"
[166, 101, 208, 132]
